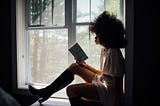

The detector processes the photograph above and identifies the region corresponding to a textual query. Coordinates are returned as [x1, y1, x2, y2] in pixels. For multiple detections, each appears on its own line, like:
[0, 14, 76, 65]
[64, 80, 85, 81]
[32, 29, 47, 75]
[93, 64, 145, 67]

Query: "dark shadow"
[13, 94, 40, 106]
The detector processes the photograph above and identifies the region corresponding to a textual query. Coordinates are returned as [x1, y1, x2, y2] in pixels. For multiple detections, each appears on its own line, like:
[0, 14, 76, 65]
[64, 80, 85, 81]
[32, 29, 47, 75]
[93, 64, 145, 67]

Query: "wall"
[0, 0, 12, 93]
[133, 0, 159, 105]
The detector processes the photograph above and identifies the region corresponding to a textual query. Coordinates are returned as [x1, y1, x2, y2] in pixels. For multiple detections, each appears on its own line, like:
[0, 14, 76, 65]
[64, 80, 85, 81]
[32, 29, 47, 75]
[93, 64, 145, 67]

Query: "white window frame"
[16, 0, 27, 89]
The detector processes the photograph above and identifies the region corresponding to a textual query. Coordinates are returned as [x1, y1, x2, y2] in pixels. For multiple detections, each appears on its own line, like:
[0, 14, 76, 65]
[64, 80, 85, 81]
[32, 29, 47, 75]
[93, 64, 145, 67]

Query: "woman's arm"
[78, 61, 103, 75]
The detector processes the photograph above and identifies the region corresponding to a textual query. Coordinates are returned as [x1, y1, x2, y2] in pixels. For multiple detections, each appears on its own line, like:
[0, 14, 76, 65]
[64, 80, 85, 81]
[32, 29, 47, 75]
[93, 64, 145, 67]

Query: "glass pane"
[29, 29, 68, 84]
[28, 0, 65, 27]
[105, 0, 120, 18]
[76, 25, 101, 69]
[77, 0, 90, 22]
[77, 0, 104, 23]
[91, 0, 104, 21]
[52, 0, 65, 26]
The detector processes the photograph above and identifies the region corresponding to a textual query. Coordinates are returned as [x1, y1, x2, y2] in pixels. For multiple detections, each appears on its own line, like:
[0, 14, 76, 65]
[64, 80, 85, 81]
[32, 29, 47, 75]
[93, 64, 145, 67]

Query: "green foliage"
[28, 0, 52, 25]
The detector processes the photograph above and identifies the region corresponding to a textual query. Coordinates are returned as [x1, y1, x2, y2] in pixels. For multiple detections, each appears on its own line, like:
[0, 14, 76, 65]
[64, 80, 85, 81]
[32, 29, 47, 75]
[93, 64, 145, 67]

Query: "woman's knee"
[68, 63, 79, 73]
[66, 85, 77, 98]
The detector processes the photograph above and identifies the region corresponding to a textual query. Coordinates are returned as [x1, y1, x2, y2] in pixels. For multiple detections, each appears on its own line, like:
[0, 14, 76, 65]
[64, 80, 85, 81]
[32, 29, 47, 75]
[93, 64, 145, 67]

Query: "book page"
[69, 43, 88, 62]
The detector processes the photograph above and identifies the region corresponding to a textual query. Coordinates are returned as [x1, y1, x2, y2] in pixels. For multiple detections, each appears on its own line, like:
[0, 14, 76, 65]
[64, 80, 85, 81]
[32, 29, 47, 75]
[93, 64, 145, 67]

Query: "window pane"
[77, 0, 104, 23]
[76, 25, 101, 69]
[105, 0, 120, 18]
[28, 0, 65, 27]
[76, 0, 90, 22]
[52, 0, 65, 26]
[91, 0, 104, 21]
[29, 29, 68, 84]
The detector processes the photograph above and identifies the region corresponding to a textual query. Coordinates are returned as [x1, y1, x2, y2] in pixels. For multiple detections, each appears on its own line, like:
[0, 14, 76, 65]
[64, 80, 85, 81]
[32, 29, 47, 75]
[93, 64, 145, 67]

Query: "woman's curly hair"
[89, 11, 126, 48]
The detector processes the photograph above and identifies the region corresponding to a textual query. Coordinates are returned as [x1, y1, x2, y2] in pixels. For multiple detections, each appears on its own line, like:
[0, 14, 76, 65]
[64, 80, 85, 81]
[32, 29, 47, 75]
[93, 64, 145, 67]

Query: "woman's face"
[95, 35, 100, 45]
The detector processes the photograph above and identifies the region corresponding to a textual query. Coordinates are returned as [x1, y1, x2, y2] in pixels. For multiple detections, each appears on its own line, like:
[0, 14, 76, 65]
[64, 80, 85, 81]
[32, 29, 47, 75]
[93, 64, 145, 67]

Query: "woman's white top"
[100, 48, 125, 77]
[92, 48, 125, 106]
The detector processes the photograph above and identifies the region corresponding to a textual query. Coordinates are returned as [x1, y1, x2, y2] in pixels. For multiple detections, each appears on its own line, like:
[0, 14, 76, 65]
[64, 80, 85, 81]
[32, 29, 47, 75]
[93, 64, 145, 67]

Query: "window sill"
[31, 98, 70, 106]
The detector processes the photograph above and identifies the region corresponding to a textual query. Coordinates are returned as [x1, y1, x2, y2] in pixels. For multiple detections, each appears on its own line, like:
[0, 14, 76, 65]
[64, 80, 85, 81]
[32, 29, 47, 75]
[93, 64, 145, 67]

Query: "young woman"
[29, 11, 126, 106]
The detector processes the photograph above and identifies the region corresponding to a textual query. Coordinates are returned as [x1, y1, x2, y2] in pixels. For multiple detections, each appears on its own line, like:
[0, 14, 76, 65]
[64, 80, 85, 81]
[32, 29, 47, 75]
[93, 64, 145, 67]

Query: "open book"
[69, 43, 88, 62]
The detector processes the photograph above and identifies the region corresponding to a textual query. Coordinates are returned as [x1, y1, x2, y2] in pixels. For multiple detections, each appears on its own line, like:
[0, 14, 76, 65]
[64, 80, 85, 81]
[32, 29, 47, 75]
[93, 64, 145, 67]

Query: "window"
[16, 0, 125, 98]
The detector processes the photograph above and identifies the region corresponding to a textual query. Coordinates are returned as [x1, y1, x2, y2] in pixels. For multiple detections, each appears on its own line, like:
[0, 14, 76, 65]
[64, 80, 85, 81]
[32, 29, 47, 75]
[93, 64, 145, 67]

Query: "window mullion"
[52, 0, 54, 25]
[40, 0, 42, 25]
[66, 0, 76, 65]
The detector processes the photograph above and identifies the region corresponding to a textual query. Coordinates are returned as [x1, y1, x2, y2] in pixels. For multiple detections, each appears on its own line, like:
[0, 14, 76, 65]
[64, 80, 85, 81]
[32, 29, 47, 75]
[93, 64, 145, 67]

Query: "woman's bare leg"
[67, 83, 100, 100]
[68, 63, 96, 83]
[66, 63, 101, 105]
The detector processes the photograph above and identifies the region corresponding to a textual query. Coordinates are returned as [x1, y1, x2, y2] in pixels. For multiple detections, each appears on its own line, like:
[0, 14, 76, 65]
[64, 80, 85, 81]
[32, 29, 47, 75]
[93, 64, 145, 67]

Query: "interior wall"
[133, 0, 159, 105]
[0, 0, 12, 93]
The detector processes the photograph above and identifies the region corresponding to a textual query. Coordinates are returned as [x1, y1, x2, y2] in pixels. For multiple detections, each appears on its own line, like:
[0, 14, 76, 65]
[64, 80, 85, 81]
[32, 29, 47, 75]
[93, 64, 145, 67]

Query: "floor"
[31, 98, 70, 106]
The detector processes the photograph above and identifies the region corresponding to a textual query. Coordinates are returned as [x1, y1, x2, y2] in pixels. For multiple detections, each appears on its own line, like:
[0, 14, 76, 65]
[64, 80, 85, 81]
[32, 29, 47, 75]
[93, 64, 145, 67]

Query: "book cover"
[69, 43, 88, 62]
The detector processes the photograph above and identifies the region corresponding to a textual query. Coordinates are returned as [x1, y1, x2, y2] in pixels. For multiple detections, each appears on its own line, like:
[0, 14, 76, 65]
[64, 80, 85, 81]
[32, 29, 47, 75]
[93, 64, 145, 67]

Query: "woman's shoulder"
[101, 47, 122, 57]
[100, 47, 109, 56]
[101, 47, 110, 52]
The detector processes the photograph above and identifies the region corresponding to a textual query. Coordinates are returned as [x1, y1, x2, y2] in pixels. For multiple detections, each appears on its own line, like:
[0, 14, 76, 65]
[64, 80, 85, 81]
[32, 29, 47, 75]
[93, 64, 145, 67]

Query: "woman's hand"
[96, 70, 103, 75]
[75, 58, 80, 64]
[74, 58, 103, 75]
[75, 58, 86, 66]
